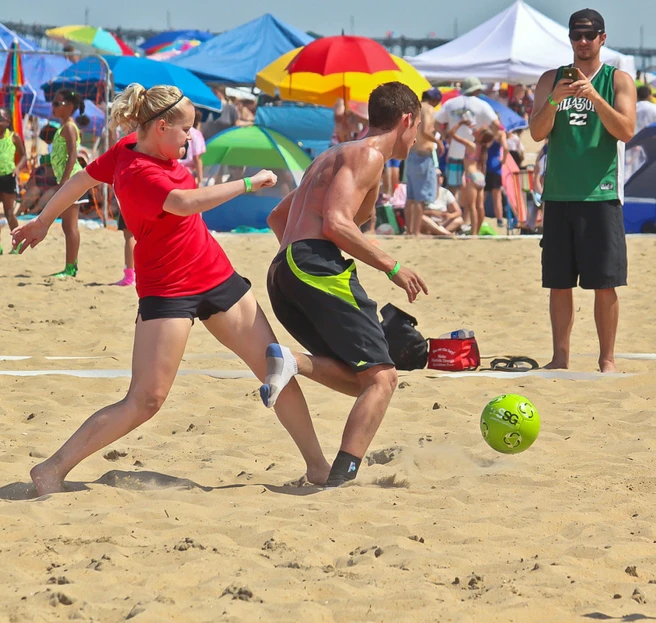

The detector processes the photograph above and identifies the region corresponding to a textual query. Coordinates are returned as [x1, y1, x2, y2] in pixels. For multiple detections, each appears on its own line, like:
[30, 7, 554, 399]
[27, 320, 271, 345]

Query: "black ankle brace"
[325, 451, 362, 488]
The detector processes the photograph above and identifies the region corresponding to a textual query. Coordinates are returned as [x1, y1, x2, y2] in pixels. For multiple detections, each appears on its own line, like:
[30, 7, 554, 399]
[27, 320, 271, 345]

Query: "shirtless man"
[262, 82, 428, 488]
[404, 88, 444, 236]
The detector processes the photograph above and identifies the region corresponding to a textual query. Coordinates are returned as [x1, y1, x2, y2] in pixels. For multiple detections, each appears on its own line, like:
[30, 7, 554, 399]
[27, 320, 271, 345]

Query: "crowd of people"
[2, 25, 656, 267]
[334, 78, 529, 238]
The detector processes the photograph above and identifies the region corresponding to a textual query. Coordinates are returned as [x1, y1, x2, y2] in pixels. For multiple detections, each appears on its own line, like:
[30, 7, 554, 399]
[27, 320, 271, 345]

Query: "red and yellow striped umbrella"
[0, 39, 25, 142]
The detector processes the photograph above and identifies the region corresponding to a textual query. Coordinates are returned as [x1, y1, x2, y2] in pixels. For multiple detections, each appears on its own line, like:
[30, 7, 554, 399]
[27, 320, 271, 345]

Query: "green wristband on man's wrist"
[244, 177, 253, 193]
[548, 94, 559, 107]
[387, 261, 401, 280]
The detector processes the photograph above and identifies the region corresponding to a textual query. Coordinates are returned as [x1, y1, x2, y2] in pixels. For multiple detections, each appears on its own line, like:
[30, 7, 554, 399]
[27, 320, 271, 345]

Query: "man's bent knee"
[359, 364, 398, 395]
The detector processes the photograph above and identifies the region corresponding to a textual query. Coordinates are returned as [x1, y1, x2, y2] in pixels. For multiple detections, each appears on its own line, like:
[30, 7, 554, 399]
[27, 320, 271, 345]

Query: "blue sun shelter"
[624, 123, 656, 233]
[169, 14, 313, 84]
[202, 125, 312, 232]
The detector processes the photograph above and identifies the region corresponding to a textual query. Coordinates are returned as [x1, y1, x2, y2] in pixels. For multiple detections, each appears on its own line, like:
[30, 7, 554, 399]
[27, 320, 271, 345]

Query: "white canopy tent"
[407, 0, 636, 83]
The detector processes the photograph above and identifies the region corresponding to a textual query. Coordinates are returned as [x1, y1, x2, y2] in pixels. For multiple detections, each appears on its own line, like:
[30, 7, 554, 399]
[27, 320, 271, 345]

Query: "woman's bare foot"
[599, 358, 616, 373]
[30, 460, 66, 496]
[306, 461, 331, 486]
[543, 360, 568, 370]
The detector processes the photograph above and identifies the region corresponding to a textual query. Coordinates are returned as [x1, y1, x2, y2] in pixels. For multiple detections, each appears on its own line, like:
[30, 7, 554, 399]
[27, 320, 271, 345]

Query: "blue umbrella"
[480, 94, 528, 132]
[42, 55, 222, 113]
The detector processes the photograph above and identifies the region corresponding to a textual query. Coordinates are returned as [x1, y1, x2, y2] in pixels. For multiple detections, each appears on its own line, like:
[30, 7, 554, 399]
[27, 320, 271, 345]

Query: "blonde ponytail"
[109, 83, 190, 133]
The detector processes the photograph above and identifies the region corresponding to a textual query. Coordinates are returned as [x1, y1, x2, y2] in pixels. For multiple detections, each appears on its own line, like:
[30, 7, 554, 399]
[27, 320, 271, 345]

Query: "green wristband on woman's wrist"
[244, 177, 253, 193]
[548, 94, 559, 107]
[387, 261, 401, 280]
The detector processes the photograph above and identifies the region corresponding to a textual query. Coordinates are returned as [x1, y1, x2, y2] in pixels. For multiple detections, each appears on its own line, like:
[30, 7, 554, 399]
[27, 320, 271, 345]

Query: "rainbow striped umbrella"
[148, 40, 202, 62]
[140, 30, 213, 56]
[46, 25, 134, 56]
[0, 39, 25, 142]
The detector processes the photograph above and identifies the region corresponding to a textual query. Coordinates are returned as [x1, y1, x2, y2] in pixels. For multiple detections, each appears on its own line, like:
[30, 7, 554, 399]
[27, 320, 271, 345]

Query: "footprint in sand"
[366, 446, 402, 466]
[221, 585, 262, 602]
[103, 449, 127, 461]
[48, 591, 75, 606]
[345, 545, 384, 565]
[174, 538, 205, 552]
[87, 554, 111, 571]
[262, 538, 288, 552]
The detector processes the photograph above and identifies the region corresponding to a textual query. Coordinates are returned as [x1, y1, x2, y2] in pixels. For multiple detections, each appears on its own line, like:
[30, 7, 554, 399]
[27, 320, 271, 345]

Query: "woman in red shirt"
[12, 84, 330, 495]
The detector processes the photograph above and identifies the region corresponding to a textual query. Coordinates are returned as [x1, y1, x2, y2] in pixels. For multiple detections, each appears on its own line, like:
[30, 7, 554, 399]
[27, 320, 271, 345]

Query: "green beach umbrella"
[202, 125, 311, 183]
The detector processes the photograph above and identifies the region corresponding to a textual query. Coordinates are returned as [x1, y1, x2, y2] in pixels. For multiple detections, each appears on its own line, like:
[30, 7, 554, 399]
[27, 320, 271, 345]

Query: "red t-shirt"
[86, 135, 234, 298]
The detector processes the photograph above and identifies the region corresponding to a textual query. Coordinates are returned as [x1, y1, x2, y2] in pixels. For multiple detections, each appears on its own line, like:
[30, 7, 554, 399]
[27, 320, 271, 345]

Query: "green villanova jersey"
[543, 64, 624, 203]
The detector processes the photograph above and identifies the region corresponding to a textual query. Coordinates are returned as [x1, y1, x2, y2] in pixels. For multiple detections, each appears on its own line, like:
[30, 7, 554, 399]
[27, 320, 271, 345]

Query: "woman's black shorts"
[138, 272, 251, 322]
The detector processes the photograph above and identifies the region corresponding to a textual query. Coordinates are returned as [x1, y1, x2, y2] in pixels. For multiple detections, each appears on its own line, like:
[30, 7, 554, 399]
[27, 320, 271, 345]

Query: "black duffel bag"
[380, 303, 428, 371]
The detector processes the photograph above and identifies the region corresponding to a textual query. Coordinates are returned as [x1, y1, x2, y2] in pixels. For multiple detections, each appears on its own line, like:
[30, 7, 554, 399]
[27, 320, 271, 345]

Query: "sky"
[4, 0, 655, 48]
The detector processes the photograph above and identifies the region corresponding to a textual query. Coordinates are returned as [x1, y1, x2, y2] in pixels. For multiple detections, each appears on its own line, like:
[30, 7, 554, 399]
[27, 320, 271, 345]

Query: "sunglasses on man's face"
[52, 100, 68, 107]
[569, 30, 600, 42]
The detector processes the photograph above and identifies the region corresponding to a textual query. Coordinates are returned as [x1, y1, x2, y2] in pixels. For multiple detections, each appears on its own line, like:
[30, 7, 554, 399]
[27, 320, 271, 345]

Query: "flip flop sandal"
[490, 356, 539, 372]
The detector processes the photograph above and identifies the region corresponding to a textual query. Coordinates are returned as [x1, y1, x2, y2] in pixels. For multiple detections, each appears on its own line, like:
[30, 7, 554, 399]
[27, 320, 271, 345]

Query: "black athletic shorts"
[485, 171, 503, 191]
[118, 212, 128, 231]
[138, 272, 251, 322]
[541, 200, 627, 290]
[267, 239, 394, 372]
[0, 173, 17, 195]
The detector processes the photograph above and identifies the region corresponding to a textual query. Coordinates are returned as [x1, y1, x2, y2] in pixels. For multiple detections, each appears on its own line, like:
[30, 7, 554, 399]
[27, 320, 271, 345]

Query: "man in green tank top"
[529, 8, 636, 373]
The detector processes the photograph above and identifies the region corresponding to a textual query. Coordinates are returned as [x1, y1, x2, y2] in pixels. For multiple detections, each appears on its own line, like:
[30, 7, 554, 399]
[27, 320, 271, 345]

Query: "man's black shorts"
[267, 239, 394, 372]
[138, 272, 251, 322]
[541, 200, 627, 290]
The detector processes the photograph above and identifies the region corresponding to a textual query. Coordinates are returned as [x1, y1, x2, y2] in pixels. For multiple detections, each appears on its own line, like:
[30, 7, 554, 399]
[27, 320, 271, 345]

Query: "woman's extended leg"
[30, 317, 192, 495]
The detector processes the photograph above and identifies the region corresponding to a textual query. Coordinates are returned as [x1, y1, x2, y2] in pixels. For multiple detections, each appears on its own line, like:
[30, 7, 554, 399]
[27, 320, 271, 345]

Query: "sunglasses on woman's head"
[569, 30, 600, 42]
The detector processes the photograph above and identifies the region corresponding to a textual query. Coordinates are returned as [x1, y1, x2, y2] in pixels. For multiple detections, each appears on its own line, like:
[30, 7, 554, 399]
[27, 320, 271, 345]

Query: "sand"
[1, 226, 656, 622]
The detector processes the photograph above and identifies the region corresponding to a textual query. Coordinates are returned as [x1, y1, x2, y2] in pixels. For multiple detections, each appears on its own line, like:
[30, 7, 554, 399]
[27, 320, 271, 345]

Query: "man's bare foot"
[30, 461, 66, 496]
[543, 360, 568, 370]
[306, 461, 331, 486]
[599, 359, 616, 373]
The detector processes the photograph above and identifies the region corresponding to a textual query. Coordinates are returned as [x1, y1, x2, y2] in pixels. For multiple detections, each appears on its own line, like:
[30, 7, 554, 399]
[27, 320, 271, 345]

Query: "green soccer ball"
[480, 394, 540, 454]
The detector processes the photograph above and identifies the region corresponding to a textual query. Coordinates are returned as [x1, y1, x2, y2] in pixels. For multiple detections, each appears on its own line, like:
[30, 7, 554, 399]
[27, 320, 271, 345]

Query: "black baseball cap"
[569, 8, 605, 33]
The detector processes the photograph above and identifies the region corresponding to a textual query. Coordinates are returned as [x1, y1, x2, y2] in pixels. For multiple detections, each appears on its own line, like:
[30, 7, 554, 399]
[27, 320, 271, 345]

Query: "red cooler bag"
[428, 337, 480, 371]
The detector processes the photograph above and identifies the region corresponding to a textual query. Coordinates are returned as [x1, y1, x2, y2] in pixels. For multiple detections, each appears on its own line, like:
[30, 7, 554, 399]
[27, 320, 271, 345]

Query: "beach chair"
[502, 159, 533, 234]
